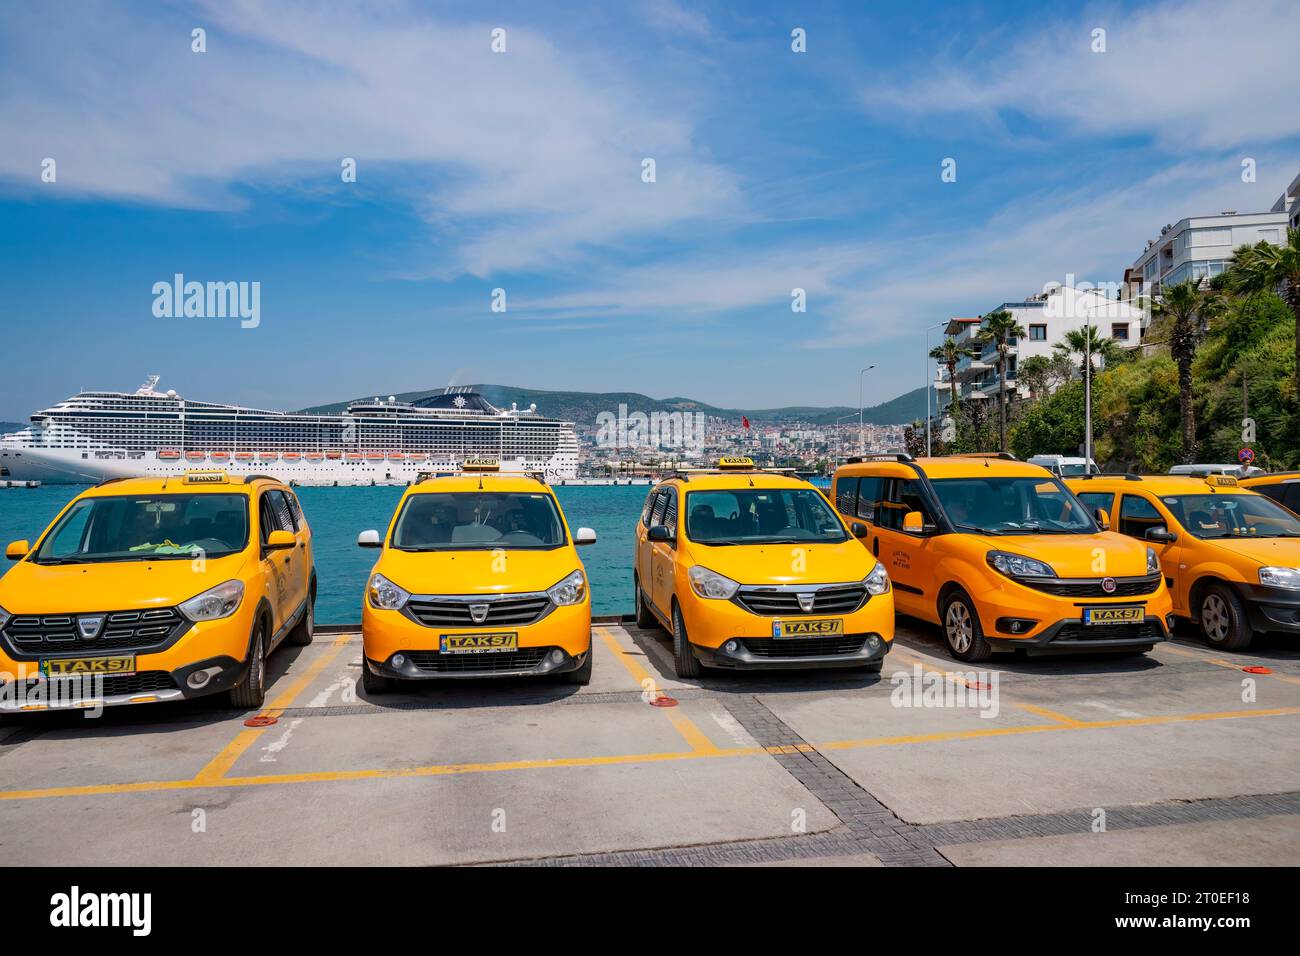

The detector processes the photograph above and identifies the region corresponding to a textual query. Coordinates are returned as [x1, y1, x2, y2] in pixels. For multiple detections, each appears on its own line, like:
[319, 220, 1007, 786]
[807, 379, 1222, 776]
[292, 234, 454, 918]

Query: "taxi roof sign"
[183, 469, 230, 484]
[1206, 474, 1238, 488]
[716, 457, 755, 470]
[461, 458, 501, 472]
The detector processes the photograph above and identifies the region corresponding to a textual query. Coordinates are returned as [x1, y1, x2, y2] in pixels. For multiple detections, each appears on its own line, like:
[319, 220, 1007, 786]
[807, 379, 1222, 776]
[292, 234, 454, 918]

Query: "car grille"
[17, 671, 178, 696]
[734, 584, 868, 616]
[741, 636, 867, 658]
[1022, 575, 1161, 598]
[405, 596, 551, 628]
[1053, 621, 1163, 643]
[404, 648, 551, 674]
[2, 608, 187, 656]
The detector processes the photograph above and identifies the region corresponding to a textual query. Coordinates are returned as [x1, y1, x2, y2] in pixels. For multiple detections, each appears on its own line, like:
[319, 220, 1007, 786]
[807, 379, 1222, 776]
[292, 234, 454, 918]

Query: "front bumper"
[972, 576, 1174, 651]
[362, 595, 591, 680]
[693, 632, 890, 669]
[984, 615, 1171, 654]
[1231, 583, 1300, 635]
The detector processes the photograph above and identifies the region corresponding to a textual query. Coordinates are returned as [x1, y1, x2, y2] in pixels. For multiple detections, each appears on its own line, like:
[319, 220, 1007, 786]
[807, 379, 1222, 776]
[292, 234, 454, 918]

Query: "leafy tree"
[928, 337, 975, 429]
[1151, 280, 1220, 463]
[1009, 381, 1084, 459]
[975, 310, 1027, 452]
[1220, 230, 1300, 406]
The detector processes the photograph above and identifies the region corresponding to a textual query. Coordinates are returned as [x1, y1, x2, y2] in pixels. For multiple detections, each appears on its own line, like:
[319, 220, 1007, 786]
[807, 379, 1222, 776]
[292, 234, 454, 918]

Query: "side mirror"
[1146, 525, 1178, 544]
[850, 522, 868, 539]
[5, 539, 30, 561]
[357, 529, 383, 548]
[1095, 508, 1111, 531]
[574, 527, 597, 546]
[647, 524, 674, 543]
[265, 529, 296, 551]
[902, 511, 924, 533]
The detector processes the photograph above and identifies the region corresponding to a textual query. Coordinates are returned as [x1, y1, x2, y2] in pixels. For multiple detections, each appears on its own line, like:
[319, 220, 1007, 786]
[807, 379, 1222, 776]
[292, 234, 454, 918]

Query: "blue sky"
[0, 0, 1296, 421]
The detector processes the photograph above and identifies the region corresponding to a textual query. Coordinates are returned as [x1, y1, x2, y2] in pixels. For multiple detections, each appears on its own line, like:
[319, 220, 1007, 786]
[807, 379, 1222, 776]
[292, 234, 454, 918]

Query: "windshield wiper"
[950, 523, 1003, 536]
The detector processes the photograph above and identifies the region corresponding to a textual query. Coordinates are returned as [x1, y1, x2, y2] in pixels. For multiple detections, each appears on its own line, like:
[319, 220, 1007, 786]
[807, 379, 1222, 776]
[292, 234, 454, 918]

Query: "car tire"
[564, 648, 594, 685]
[634, 575, 658, 630]
[229, 621, 267, 709]
[361, 658, 392, 695]
[671, 604, 701, 679]
[941, 590, 993, 663]
[286, 594, 315, 646]
[1199, 583, 1254, 651]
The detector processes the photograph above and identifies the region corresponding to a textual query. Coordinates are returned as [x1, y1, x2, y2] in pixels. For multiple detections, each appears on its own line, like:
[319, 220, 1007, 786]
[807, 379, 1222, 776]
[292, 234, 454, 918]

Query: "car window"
[649, 490, 669, 528]
[285, 491, 306, 530]
[1075, 491, 1114, 515]
[268, 489, 297, 532]
[1118, 494, 1164, 538]
[835, 476, 859, 515]
[663, 489, 678, 538]
[928, 477, 1093, 534]
[1159, 493, 1300, 540]
[640, 488, 658, 526]
[36, 493, 250, 563]
[684, 488, 847, 544]
[392, 491, 566, 550]
[259, 492, 284, 543]
[1285, 485, 1300, 514]
[876, 479, 938, 532]
[856, 476, 882, 521]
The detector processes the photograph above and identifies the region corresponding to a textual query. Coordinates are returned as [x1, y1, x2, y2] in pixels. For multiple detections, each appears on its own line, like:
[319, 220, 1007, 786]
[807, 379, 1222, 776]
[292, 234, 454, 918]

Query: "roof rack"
[1075, 473, 1143, 482]
[845, 452, 914, 464]
[956, 452, 1019, 461]
[241, 474, 279, 484]
[94, 476, 133, 487]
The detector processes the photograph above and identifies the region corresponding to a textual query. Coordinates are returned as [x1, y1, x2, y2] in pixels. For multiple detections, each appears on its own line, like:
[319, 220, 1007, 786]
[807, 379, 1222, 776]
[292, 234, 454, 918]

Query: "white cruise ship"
[0, 377, 580, 485]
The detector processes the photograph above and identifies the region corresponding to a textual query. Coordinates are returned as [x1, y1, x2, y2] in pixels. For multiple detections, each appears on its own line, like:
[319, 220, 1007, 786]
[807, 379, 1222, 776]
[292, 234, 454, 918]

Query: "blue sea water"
[0, 484, 648, 623]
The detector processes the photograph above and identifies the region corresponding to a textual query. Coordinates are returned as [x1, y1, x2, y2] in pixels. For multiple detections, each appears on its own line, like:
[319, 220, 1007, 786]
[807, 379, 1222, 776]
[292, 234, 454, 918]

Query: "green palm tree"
[975, 309, 1026, 452]
[1152, 279, 1220, 463]
[928, 337, 976, 432]
[1220, 230, 1300, 404]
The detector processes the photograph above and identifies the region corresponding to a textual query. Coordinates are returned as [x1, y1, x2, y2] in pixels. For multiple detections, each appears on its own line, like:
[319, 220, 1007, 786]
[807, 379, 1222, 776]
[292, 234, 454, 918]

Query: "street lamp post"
[857, 365, 876, 456]
[924, 321, 946, 457]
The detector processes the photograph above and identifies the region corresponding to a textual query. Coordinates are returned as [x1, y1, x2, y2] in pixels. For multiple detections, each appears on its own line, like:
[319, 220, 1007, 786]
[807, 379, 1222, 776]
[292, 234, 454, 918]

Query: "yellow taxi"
[1068, 473, 1300, 650]
[357, 461, 595, 690]
[832, 454, 1173, 661]
[633, 458, 893, 677]
[1239, 472, 1300, 514]
[0, 471, 315, 712]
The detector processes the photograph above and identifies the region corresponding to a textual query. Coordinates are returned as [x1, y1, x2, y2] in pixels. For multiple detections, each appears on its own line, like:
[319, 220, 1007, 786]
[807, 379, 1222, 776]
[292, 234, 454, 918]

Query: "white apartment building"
[1272, 169, 1300, 232]
[1126, 210, 1289, 301]
[933, 286, 1144, 415]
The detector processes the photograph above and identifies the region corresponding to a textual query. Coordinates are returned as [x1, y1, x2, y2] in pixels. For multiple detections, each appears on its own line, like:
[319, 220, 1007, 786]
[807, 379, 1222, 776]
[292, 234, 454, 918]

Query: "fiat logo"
[1101, 577, 1117, 594]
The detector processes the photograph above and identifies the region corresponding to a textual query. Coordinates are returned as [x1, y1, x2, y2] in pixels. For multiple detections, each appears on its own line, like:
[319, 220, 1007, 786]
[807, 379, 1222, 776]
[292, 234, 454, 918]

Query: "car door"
[1116, 492, 1186, 611]
[636, 488, 664, 606]
[650, 486, 679, 614]
[269, 489, 309, 619]
[871, 477, 938, 614]
[257, 490, 294, 634]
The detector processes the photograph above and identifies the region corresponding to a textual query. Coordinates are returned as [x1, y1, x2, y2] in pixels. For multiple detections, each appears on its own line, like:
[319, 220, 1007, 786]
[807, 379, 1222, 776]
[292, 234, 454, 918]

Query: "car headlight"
[986, 550, 1056, 579]
[1259, 567, 1300, 590]
[179, 580, 245, 622]
[368, 572, 410, 610]
[863, 563, 890, 595]
[1146, 547, 1161, 575]
[547, 569, 587, 606]
[0, 604, 10, 629]
[689, 565, 740, 600]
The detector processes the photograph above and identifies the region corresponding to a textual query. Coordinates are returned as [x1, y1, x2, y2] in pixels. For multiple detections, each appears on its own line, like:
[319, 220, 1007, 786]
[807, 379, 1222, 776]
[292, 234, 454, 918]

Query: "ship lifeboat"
[185, 451, 206, 462]
[260, 452, 279, 462]
[305, 452, 324, 461]
[158, 450, 181, 460]
[345, 453, 362, 461]
[234, 452, 254, 461]
[325, 451, 343, 460]
[366, 452, 385, 461]
[283, 452, 301, 462]
[210, 452, 230, 462]
[387, 452, 405, 461]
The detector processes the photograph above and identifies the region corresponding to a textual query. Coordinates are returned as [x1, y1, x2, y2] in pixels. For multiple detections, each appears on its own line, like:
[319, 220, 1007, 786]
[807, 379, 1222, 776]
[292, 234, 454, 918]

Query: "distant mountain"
[300, 384, 928, 427]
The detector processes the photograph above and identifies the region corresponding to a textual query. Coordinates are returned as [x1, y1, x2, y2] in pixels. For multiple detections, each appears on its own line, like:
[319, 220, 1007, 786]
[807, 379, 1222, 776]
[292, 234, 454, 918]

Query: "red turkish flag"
[742, 416, 751, 430]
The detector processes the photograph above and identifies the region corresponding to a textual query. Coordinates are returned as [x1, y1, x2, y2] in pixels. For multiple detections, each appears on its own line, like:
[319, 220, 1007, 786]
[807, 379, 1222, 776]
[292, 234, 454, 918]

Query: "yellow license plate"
[774, 619, 843, 638]
[1083, 606, 1144, 625]
[40, 656, 136, 677]
[440, 632, 518, 654]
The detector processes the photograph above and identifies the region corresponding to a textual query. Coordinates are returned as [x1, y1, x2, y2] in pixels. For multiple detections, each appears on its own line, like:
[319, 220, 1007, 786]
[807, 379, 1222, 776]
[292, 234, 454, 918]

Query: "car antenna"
[478, 474, 484, 490]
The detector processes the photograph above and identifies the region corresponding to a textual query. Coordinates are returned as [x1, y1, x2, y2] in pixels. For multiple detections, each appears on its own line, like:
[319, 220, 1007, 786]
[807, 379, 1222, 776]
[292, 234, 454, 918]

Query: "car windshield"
[1159, 493, 1300, 540]
[391, 492, 565, 550]
[931, 477, 1096, 534]
[33, 493, 250, 564]
[1058, 463, 1097, 477]
[685, 488, 847, 544]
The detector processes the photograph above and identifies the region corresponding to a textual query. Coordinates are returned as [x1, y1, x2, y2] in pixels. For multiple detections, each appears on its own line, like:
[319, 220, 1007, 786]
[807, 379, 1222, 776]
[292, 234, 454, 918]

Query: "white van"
[1027, 455, 1099, 477]
[1168, 463, 1265, 478]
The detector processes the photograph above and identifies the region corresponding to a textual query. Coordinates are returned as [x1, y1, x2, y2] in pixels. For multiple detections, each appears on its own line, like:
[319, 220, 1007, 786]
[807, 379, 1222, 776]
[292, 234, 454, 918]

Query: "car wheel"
[287, 594, 315, 646]
[229, 621, 267, 708]
[361, 656, 392, 695]
[634, 575, 657, 630]
[1199, 584, 1253, 651]
[563, 648, 593, 685]
[942, 591, 993, 662]
[671, 604, 701, 679]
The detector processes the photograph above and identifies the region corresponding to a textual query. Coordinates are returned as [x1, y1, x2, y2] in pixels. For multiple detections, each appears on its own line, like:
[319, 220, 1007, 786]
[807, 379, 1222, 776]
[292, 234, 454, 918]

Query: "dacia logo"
[469, 604, 490, 624]
[797, 593, 815, 613]
[77, 615, 106, 640]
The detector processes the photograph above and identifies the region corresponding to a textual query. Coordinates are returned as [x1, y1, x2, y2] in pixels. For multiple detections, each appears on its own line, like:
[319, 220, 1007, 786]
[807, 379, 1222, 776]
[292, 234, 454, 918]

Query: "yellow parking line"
[2, 704, 1297, 803]
[193, 634, 352, 783]
[1015, 703, 1086, 727]
[1164, 642, 1300, 686]
[593, 625, 718, 754]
